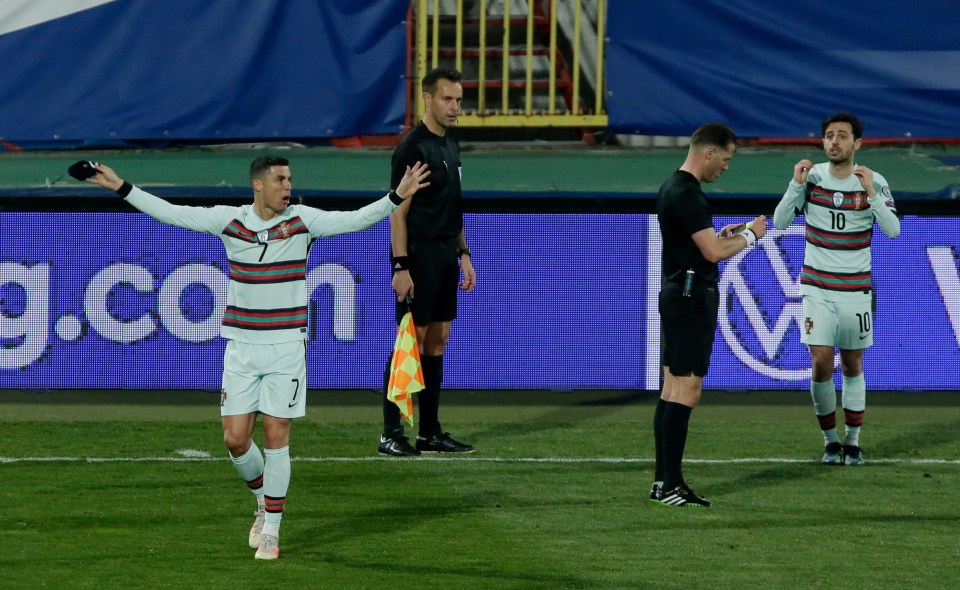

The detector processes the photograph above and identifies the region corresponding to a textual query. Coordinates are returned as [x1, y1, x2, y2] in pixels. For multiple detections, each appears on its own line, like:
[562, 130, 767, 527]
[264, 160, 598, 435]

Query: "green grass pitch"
[2, 389, 958, 589]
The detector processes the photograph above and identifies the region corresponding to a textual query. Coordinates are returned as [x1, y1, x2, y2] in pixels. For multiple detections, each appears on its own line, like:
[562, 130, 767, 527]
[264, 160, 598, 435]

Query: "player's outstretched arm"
[84, 163, 125, 191]
[394, 161, 431, 199]
[75, 162, 228, 234]
[304, 162, 432, 238]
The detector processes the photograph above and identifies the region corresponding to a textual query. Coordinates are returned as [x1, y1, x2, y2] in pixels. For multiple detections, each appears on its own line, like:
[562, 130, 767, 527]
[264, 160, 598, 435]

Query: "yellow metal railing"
[413, 0, 607, 127]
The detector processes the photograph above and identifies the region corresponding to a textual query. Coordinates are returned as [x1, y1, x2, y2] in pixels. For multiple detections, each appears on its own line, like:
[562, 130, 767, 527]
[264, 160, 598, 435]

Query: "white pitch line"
[1, 456, 959, 465]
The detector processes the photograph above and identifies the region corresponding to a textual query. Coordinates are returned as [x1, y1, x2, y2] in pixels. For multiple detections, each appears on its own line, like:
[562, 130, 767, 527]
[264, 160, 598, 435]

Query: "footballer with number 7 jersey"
[85, 157, 430, 560]
[773, 112, 900, 468]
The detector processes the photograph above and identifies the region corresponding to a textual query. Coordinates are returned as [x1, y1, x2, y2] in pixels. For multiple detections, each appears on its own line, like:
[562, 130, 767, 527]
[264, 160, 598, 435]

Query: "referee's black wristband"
[116, 181, 133, 199]
[388, 190, 403, 206]
[391, 255, 411, 272]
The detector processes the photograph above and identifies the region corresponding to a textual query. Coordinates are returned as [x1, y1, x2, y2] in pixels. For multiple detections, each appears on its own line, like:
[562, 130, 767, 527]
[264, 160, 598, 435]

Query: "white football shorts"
[220, 339, 307, 419]
[800, 295, 873, 350]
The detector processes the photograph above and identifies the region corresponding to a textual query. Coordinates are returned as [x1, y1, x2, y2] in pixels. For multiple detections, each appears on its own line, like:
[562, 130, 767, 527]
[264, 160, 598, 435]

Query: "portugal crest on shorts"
[832, 192, 845, 208]
[804, 317, 814, 335]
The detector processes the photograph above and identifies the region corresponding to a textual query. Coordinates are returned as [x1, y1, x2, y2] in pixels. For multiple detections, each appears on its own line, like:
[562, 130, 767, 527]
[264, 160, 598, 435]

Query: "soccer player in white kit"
[774, 112, 900, 466]
[86, 157, 430, 559]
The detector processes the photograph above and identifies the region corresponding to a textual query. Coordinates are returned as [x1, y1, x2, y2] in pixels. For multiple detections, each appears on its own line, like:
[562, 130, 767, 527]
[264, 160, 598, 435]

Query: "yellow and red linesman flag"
[387, 310, 424, 427]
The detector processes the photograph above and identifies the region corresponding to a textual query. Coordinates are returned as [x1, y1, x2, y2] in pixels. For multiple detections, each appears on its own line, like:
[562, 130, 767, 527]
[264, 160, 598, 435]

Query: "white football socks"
[842, 374, 866, 447]
[262, 446, 291, 538]
[810, 379, 840, 445]
[230, 443, 265, 507]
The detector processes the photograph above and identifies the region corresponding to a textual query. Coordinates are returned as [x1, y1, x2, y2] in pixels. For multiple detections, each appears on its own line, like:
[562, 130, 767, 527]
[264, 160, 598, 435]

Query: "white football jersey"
[125, 186, 396, 343]
[774, 162, 900, 302]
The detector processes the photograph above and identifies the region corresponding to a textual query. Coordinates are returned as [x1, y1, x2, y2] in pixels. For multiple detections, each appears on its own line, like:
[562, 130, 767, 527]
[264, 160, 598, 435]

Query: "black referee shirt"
[656, 170, 719, 283]
[391, 123, 463, 240]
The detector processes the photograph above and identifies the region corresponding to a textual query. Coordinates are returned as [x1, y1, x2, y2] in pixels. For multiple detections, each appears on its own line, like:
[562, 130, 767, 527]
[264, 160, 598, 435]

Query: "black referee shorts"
[658, 279, 720, 377]
[395, 237, 460, 325]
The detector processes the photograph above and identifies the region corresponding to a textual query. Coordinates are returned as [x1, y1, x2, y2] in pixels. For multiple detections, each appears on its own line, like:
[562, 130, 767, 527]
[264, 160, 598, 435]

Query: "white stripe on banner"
[2, 455, 959, 465]
[0, 0, 119, 37]
[644, 218, 662, 390]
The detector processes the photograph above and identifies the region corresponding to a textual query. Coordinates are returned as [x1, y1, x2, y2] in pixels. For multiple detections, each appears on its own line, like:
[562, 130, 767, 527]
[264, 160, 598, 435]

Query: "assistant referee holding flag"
[652, 123, 768, 507]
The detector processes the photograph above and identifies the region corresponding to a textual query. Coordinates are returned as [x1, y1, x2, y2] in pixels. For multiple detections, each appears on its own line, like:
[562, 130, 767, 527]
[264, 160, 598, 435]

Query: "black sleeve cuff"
[388, 190, 403, 206]
[117, 181, 134, 199]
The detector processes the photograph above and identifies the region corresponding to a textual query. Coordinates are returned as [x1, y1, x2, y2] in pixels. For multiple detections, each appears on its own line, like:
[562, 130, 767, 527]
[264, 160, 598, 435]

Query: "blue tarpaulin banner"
[0, 0, 406, 145]
[606, 1, 960, 138]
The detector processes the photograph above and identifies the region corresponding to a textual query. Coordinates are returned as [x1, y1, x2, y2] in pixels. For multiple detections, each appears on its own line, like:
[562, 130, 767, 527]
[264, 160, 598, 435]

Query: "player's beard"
[827, 150, 853, 166]
[827, 154, 853, 168]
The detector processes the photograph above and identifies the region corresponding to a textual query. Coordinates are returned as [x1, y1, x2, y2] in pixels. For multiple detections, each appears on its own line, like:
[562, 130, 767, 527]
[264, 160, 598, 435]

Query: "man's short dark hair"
[250, 156, 290, 181]
[422, 68, 462, 95]
[690, 123, 737, 150]
[822, 112, 863, 139]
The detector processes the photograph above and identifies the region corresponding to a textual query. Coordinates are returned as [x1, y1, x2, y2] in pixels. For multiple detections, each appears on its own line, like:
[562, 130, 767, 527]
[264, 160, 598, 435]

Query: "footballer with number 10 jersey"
[773, 111, 900, 469]
[774, 162, 900, 305]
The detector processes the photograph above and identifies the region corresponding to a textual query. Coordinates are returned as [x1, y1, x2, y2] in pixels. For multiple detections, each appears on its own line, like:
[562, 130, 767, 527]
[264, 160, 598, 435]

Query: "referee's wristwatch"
[458, 247, 472, 258]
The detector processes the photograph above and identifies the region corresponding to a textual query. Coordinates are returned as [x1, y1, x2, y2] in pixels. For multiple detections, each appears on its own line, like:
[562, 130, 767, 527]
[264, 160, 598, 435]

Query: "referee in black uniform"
[377, 68, 477, 457]
[652, 123, 768, 506]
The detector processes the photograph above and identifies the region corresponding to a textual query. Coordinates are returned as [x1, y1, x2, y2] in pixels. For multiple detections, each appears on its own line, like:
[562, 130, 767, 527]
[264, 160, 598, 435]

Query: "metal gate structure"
[410, 0, 607, 128]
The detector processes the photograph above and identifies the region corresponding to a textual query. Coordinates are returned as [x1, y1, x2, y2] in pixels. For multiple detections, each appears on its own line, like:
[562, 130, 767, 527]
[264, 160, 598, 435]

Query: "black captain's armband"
[116, 181, 134, 199]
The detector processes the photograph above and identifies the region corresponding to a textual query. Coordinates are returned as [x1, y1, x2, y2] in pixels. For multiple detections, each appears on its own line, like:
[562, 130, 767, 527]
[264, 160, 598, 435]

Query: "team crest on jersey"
[853, 193, 863, 209]
[804, 317, 814, 335]
[257, 230, 269, 244]
[832, 192, 845, 208]
[278, 221, 290, 238]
